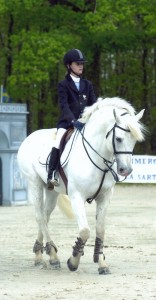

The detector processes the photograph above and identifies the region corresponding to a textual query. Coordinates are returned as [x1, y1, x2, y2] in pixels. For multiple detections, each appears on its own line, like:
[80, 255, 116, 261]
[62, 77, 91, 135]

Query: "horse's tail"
[57, 194, 74, 219]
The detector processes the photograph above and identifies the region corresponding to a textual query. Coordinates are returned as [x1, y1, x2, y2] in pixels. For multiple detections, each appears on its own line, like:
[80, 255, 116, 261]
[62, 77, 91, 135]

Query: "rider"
[47, 48, 97, 190]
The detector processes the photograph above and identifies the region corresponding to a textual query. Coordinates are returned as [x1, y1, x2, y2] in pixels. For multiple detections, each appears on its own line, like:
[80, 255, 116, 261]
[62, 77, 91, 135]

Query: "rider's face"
[69, 62, 84, 76]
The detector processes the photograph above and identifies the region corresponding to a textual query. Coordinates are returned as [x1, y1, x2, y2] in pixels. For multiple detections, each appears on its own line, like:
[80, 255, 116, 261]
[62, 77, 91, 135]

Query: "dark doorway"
[0, 158, 2, 205]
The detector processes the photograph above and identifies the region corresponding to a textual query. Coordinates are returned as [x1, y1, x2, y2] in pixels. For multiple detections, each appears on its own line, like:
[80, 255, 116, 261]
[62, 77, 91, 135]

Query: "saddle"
[58, 128, 74, 191]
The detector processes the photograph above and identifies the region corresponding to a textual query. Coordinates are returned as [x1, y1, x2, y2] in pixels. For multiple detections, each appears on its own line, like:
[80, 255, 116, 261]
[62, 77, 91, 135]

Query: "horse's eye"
[116, 137, 122, 143]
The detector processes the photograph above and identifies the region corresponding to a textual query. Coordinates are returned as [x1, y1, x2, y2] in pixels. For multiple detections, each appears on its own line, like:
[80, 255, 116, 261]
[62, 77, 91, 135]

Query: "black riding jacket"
[57, 74, 96, 129]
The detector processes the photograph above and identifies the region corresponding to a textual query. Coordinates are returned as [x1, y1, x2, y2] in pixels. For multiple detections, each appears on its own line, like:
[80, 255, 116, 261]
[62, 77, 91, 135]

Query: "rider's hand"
[72, 120, 85, 131]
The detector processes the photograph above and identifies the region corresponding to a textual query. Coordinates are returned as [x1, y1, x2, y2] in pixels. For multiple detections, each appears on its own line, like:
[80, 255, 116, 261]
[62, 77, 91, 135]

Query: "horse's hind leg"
[33, 232, 44, 266]
[29, 178, 59, 268]
[44, 188, 61, 269]
[28, 181, 44, 266]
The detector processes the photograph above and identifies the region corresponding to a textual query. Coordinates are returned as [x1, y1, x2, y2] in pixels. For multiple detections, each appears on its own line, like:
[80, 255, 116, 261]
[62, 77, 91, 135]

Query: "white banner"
[124, 155, 156, 183]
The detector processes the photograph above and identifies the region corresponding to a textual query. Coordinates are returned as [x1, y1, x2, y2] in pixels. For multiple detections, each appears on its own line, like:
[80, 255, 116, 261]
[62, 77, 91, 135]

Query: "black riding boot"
[47, 147, 60, 190]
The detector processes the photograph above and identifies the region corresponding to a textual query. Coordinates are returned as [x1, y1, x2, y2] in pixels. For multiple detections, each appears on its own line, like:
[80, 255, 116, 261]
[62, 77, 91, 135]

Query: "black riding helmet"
[63, 49, 87, 66]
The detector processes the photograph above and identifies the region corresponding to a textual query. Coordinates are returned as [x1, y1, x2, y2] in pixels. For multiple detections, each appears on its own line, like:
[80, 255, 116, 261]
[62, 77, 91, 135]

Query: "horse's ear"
[135, 109, 145, 121]
[113, 109, 121, 123]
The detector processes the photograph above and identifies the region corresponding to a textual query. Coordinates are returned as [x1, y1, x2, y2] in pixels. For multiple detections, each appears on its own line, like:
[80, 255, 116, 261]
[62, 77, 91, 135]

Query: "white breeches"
[54, 128, 67, 149]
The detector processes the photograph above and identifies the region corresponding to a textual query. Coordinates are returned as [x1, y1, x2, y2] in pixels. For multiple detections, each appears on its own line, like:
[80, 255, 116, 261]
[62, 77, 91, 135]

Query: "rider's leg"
[47, 147, 60, 189]
[47, 128, 66, 190]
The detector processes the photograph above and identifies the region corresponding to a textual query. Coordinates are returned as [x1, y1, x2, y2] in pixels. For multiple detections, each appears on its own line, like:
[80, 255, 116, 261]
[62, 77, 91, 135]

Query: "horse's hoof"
[49, 260, 61, 270]
[67, 258, 78, 271]
[98, 267, 111, 275]
[34, 260, 47, 268]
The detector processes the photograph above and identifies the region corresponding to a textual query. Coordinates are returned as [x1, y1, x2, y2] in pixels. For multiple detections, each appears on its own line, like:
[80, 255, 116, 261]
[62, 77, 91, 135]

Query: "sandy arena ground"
[0, 184, 156, 300]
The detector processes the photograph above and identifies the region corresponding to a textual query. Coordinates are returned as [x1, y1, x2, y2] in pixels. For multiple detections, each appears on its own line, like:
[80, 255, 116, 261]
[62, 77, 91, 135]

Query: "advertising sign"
[124, 155, 156, 183]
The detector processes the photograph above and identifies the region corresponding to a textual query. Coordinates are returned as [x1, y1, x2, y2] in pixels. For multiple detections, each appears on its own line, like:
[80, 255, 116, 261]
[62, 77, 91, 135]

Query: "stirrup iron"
[47, 172, 59, 190]
[52, 171, 59, 186]
[49, 171, 59, 187]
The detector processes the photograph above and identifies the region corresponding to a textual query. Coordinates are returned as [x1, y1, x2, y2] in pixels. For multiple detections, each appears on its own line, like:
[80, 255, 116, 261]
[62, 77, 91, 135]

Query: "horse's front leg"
[94, 190, 112, 275]
[67, 193, 90, 272]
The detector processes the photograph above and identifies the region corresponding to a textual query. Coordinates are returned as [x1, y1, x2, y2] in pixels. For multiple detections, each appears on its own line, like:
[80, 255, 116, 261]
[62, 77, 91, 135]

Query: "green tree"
[0, 0, 156, 153]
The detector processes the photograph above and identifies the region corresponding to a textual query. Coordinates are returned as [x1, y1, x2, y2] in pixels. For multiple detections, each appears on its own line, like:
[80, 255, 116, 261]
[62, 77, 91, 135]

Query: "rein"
[80, 129, 119, 182]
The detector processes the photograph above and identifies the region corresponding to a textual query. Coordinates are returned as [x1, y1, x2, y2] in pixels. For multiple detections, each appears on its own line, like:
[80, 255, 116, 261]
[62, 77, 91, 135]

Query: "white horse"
[17, 97, 146, 274]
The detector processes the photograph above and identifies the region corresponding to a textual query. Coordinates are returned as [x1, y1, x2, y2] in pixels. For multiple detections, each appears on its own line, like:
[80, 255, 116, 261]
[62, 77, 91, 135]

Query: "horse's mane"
[80, 97, 135, 122]
[80, 97, 146, 141]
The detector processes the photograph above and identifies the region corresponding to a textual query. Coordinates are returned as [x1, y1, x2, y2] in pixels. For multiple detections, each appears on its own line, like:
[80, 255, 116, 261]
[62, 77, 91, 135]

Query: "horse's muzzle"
[118, 166, 133, 177]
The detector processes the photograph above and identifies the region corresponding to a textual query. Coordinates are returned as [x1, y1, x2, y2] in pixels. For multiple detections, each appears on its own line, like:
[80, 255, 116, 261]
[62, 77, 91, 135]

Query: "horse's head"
[80, 97, 146, 179]
[106, 108, 145, 177]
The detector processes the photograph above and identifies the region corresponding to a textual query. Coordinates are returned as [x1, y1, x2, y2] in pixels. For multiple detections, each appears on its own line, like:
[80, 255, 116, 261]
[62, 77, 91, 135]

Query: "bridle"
[79, 122, 133, 203]
[106, 123, 132, 155]
[80, 122, 132, 171]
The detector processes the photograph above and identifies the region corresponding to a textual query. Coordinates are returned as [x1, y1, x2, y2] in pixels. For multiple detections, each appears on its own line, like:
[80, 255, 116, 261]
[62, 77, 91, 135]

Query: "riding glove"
[72, 120, 85, 130]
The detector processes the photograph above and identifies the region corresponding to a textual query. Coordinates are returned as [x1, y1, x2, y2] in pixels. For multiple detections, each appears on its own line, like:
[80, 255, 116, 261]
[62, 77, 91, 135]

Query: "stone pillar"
[0, 103, 28, 205]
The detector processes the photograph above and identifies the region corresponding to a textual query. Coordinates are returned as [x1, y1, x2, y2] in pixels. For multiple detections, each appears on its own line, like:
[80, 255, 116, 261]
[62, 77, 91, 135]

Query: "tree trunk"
[87, 46, 101, 97]
[4, 14, 13, 86]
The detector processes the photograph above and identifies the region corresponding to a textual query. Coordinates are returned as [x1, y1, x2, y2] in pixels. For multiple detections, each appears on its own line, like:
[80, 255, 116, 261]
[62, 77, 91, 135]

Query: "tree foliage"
[0, 0, 155, 153]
